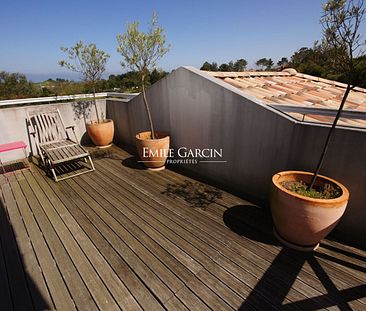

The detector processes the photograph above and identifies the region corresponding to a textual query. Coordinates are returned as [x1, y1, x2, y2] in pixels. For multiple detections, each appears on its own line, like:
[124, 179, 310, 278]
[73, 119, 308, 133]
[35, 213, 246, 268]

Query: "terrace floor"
[0, 146, 366, 311]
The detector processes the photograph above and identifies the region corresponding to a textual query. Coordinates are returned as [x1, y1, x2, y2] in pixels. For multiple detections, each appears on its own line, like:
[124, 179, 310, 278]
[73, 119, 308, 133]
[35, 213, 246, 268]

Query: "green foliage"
[256, 58, 274, 70]
[200, 61, 213, 71]
[116, 12, 170, 139]
[200, 61, 219, 71]
[200, 59, 247, 71]
[116, 13, 170, 77]
[149, 68, 168, 85]
[233, 59, 248, 71]
[289, 44, 366, 87]
[277, 57, 289, 67]
[0, 71, 40, 100]
[59, 41, 110, 83]
[106, 69, 168, 92]
[59, 40, 110, 122]
[0, 69, 168, 101]
[281, 180, 342, 199]
[219, 63, 232, 71]
[321, 0, 365, 84]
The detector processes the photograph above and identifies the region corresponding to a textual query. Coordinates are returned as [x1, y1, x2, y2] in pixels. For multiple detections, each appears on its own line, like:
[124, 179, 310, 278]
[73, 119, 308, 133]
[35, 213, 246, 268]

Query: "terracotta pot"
[86, 119, 114, 148]
[136, 131, 170, 171]
[270, 171, 349, 251]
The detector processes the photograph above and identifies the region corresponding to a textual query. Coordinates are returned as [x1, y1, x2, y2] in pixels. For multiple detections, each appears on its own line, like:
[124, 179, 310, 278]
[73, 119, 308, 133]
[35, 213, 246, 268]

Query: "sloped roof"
[203, 68, 366, 128]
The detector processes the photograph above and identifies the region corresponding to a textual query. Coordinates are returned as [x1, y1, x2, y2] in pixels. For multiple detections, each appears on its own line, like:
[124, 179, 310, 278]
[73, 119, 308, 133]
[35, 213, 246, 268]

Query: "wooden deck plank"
[58, 177, 181, 301]
[93, 158, 301, 309]
[90, 160, 275, 309]
[77, 172, 205, 275]
[138, 156, 366, 309]
[26, 169, 140, 311]
[95, 158, 318, 305]
[0, 188, 16, 311]
[174, 286, 211, 311]
[76, 169, 233, 310]
[1, 177, 53, 311]
[0, 227, 13, 311]
[93, 158, 298, 310]
[1, 146, 366, 310]
[34, 169, 164, 311]
[38, 168, 174, 305]
[6, 173, 76, 311]
[0, 180, 36, 311]
[18, 170, 105, 311]
[89, 159, 278, 310]
[164, 296, 190, 311]
[98, 150, 366, 310]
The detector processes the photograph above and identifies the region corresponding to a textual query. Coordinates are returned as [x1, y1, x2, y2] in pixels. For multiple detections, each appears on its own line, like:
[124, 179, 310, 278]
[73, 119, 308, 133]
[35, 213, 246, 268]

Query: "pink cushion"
[0, 141, 27, 153]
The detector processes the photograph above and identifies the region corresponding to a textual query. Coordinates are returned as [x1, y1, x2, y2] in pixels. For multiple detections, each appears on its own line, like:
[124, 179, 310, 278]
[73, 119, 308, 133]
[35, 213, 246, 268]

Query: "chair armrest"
[65, 125, 78, 142]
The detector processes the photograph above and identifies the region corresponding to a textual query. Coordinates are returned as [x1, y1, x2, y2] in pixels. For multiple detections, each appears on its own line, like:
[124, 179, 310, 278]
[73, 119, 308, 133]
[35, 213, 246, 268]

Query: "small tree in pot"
[270, 0, 365, 251]
[59, 41, 114, 148]
[117, 13, 171, 170]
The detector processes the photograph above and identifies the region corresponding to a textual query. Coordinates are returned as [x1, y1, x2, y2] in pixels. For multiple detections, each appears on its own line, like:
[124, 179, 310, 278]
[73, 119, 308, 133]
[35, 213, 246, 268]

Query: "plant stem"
[141, 74, 155, 139]
[308, 84, 351, 189]
[92, 84, 100, 123]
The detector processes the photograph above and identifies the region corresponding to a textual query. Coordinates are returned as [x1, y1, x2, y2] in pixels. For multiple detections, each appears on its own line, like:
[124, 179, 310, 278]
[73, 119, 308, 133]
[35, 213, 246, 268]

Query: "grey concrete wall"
[288, 123, 366, 244]
[0, 99, 106, 162]
[107, 66, 366, 248]
[108, 67, 300, 199]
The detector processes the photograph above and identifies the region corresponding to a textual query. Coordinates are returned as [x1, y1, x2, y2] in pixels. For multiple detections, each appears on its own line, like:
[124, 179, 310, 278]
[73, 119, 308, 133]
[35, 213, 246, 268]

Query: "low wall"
[0, 99, 106, 162]
[107, 66, 366, 248]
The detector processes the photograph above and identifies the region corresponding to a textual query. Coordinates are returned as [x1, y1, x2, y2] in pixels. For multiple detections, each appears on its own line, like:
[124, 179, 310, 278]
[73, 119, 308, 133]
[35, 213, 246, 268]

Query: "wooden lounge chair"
[27, 109, 95, 181]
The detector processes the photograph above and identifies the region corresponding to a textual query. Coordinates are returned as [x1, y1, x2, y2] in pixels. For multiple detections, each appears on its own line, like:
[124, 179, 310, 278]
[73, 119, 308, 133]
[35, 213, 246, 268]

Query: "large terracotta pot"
[270, 171, 349, 251]
[86, 119, 114, 148]
[136, 131, 170, 171]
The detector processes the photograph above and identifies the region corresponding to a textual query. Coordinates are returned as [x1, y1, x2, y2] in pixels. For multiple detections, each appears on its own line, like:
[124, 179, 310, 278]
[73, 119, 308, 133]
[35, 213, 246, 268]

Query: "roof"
[203, 68, 366, 128]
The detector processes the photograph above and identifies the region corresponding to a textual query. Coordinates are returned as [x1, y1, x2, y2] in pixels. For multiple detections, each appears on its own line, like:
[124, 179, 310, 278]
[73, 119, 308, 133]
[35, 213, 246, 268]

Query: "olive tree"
[59, 41, 110, 123]
[309, 0, 365, 188]
[116, 13, 170, 139]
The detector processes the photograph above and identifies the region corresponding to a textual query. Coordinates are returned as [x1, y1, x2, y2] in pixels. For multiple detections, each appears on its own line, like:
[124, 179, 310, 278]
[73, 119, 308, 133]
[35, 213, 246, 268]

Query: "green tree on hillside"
[277, 57, 289, 67]
[256, 58, 274, 70]
[219, 63, 231, 71]
[200, 61, 212, 71]
[201, 59, 247, 72]
[0, 71, 39, 100]
[233, 59, 248, 71]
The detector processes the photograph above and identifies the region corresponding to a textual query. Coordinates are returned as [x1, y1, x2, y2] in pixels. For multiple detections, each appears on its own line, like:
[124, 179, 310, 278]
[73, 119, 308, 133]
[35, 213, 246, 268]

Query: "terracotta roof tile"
[203, 69, 366, 128]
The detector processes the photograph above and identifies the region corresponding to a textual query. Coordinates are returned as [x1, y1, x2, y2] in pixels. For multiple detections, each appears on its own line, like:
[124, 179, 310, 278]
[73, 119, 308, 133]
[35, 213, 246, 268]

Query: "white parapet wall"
[0, 93, 137, 162]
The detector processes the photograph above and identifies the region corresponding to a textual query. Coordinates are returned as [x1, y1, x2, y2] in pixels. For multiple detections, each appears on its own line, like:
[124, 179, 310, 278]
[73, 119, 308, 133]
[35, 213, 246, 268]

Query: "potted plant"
[270, 0, 365, 251]
[59, 41, 114, 148]
[117, 13, 171, 170]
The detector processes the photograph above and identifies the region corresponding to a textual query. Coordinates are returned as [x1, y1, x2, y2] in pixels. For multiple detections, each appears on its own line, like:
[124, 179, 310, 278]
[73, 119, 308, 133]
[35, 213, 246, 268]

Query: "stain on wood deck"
[0, 146, 365, 310]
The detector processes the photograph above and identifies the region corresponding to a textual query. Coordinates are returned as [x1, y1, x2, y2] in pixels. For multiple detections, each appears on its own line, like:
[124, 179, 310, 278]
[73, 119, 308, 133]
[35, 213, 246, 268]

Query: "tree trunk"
[141, 74, 155, 139]
[308, 84, 352, 189]
[92, 84, 100, 123]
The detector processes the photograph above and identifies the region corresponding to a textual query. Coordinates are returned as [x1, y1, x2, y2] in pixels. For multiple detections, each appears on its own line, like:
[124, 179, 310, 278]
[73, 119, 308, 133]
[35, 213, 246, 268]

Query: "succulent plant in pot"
[117, 13, 171, 170]
[270, 0, 365, 251]
[59, 41, 114, 148]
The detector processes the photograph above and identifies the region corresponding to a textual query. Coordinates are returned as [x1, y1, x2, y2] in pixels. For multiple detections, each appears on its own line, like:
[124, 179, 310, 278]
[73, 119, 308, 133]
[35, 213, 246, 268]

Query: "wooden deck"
[1, 146, 366, 311]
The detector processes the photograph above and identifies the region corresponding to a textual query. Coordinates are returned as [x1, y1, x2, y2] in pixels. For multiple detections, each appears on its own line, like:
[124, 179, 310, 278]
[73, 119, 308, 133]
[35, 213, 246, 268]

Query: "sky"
[1, 0, 328, 82]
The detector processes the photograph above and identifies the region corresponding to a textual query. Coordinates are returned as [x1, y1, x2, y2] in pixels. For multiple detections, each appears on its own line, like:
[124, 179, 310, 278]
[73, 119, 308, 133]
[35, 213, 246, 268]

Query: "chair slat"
[26, 109, 95, 181]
